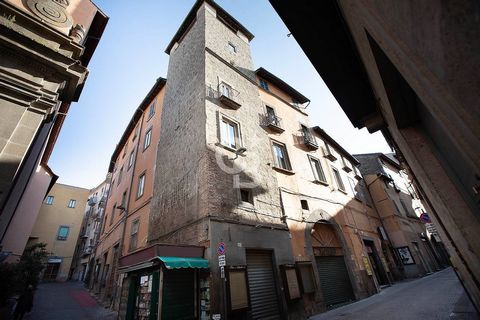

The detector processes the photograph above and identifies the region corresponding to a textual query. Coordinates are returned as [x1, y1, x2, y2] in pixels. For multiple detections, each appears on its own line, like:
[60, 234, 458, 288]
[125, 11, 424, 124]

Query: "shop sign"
[363, 256, 373, 276]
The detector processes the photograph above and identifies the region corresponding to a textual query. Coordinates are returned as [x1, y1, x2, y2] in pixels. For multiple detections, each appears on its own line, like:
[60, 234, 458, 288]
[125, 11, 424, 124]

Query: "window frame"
[57, 225, 70, 241]
[45, 195, 54, 205]
[259, 78, 269, 91]
[148, 101, 156, 120]
[128, 149, 135, 169]
[271, 140, 292, 171]
[67, 199, 76, 208]
[137, 172, 146, 199]
[308, 155, 327, 184]
[129, 219, 140, 251]
[143, 127, 152, 151]
[332, 166, 346, 192]
[219, 115, 242, 151]
[110, 204, 116, 226]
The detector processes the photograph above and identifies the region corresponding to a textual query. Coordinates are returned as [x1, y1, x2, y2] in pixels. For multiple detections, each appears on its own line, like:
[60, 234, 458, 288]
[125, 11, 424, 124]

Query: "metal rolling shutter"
[315, 256, 354, 307]
[246, 251, 281, 320]
[161, 269, 194, 320]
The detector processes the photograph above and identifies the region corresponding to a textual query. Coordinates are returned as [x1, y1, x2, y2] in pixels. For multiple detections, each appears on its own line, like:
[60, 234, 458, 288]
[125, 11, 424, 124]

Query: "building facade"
[27, 183, 89, 281]
[0, 0, 107, 263]
[269, 0, 480, 309]
[92, 78, 166, 308]
[113, 1, 390, 319]
[71, 180, 110, 283]
[356, 153, 449, 279]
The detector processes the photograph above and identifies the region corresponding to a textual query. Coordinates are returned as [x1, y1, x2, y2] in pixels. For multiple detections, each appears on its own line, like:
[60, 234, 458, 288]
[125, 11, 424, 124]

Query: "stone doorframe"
[304, 209, 363, 301]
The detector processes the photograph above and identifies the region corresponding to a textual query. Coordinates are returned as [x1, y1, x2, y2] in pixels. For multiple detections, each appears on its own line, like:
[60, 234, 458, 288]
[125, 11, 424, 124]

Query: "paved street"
[311, 268, 479, 320]
[23, 281, 116, 320]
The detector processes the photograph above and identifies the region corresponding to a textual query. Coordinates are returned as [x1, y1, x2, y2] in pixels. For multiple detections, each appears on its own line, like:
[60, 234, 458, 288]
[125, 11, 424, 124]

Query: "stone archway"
[304, 209, 362, 306]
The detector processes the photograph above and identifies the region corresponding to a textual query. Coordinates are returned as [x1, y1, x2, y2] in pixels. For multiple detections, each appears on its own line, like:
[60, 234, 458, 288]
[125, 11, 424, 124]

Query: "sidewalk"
[310, 268, 479, 320]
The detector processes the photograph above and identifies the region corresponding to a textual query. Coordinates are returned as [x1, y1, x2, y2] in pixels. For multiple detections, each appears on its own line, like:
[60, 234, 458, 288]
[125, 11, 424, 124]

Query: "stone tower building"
[149, 1, 293, 318]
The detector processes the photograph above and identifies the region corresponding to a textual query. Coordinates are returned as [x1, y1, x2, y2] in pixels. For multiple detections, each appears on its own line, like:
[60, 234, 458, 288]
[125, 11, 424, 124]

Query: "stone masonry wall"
[148, 4, 207, 243]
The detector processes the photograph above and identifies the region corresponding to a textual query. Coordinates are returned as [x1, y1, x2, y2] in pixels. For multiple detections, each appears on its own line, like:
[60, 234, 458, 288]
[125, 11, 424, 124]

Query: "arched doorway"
[311, 221, 355, 308]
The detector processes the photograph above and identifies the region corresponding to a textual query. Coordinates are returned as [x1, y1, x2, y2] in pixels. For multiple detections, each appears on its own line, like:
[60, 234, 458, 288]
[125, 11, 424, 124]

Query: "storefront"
[118, 244, 209, 320]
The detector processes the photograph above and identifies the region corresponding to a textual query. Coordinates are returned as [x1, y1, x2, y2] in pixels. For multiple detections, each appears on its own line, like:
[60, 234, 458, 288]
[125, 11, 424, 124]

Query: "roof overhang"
[268, 0, 380, 129]
[166, 0, 254, 54]
[255, 67, 309, 104]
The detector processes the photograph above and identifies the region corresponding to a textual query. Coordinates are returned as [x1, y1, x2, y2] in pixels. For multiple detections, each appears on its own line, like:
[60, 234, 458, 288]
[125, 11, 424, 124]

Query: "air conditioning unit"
[87, 196, 98, 206]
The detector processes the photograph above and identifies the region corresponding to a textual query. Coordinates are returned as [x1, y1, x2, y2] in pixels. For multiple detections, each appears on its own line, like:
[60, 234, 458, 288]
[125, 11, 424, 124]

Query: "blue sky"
[49, 0, 390, 189]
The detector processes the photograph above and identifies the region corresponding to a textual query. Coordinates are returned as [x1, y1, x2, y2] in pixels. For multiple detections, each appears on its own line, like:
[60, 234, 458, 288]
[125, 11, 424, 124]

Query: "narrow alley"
[23, 282, 116, 320]
[311, 268, 479, 320]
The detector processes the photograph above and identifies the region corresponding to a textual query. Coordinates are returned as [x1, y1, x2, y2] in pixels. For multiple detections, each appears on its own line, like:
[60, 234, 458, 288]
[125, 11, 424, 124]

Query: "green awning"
[157, 257, 209, 269]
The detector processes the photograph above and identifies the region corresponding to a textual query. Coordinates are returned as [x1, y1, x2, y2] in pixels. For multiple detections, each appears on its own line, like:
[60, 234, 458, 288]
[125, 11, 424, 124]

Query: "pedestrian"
[12, 285, 34, 320]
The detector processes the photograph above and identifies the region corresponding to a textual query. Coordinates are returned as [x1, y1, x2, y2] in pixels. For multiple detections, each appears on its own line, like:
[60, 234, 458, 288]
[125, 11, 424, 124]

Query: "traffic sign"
[218, 255, 226, 267]
[217, 242, 226, 255]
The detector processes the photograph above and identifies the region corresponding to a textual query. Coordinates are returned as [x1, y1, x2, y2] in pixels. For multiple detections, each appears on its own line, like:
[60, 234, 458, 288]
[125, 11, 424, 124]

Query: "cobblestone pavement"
[21, 281, 116, 320]
[311, 268, 479, 320]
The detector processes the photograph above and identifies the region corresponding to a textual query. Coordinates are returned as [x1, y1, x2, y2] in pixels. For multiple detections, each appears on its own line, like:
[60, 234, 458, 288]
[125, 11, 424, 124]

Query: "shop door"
[246, 251, 281, 320]
[43, 263, 60, 281]
[315, 256, 354, 307]
[161, 269, 194, 320]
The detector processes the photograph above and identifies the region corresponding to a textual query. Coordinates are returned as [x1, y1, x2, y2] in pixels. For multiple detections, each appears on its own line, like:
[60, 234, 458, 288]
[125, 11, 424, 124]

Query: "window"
[137, 173, 145, 198]
[117, 166, 123, 185]
[240, 189, 253, 204]
[109, 180, 115, 197]
[348, 177, 359, 199]
[272, 141, 291, 170]
[129, 219, 139, 251]
[148, 102, 156, 120]
[259, 78, 269, 91]
[220, 117, 240, 149]
[400, 198, 414, 217]
[228, 42, 236, 53]
[133, 124, 139, 141]
[128, 150, 135, 169]
[219, 82, 232, 98]
[121, 191, 127, 208]
[67, 199, 76, 208]
[332, 167, 345, 191]
[57, 226, 70, 240]
[45, 195, 54, 205]
[301, 200, 309, 210]
[144, 128, 152, 150]
[110, 204, 116, 225]
[309, 156, 327, 183]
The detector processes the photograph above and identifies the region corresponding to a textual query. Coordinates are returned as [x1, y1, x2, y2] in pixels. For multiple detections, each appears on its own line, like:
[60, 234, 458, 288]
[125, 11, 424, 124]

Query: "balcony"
[264, 114, 284, 133]
[206, 84, 241, 110]
[302, 131, 318, 150]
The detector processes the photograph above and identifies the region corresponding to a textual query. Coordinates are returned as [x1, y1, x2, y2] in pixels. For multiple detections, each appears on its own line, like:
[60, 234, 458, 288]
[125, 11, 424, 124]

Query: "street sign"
[220, 266, 225, 278]
[420, 213, 432, 223]
[217, 242, 226, 255]
[212, 314, 221, 320]
[218, 255, 226, 267]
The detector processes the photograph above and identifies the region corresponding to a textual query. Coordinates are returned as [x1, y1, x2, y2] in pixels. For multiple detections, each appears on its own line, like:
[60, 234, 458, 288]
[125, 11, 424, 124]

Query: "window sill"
[312, 180, 329, 186]
[238, 202, 255, 211]
[218, 143, 241, 154]
[337, 189, 347, 195]
[273, 166, 295, 175]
